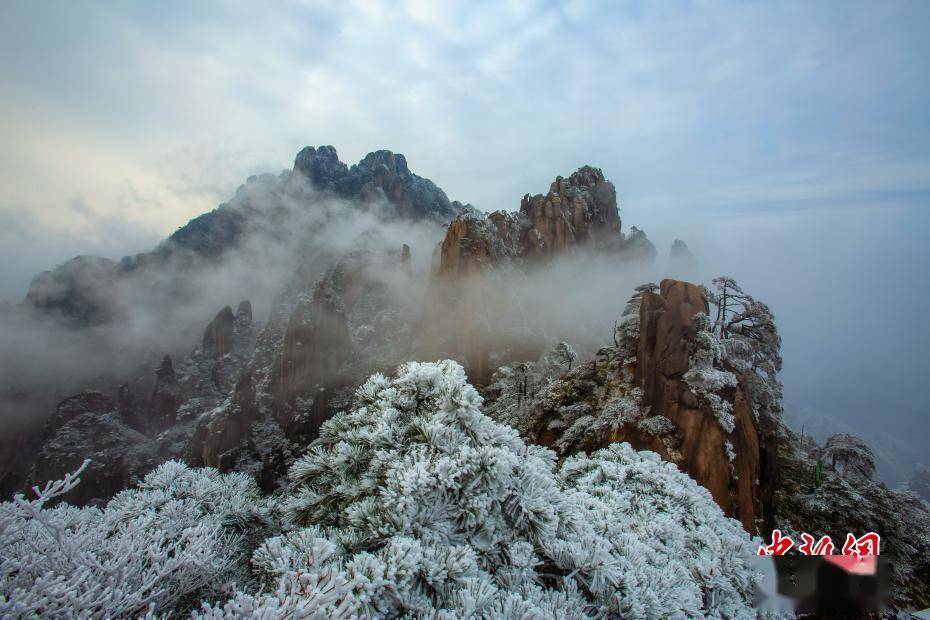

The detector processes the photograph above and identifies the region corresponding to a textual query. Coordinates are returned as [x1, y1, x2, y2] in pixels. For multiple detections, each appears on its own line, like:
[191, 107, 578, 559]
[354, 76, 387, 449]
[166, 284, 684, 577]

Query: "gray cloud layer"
[1, 0, 928, 480]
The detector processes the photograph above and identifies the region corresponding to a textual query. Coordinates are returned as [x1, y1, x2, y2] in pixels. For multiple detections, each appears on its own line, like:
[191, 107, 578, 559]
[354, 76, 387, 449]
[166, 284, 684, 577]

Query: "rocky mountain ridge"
[434, 165, 654, 280]
[3, 143, 928, 611]
[2, 145, 681, 504]
[481, 279, 774, 531]
[2, 143, 902, 542]
[17, 146, 462, 330]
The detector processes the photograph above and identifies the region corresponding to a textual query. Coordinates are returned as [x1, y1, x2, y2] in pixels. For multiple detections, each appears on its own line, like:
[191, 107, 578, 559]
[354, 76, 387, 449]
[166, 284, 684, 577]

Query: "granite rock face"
[269, 287, 353, 437]
[13, 147, 672, 509]
[293, 146, 461, 223]
[17, 146, 457, 331]
[293, 145, 349, 190]
[44, 391, 117, 436]
[427, 166, 654, 382]
[634, 280, 768, 531]
[513, 279, 773, 532]
[435, 166, 630, 279]
[183, 246, 414, 490]
[203, 305, 236, 357]
[149, 355, 181, 432]
[33, 392, 156, 505]
[668, 238, 698, 280]
[519, 166, 620, 259]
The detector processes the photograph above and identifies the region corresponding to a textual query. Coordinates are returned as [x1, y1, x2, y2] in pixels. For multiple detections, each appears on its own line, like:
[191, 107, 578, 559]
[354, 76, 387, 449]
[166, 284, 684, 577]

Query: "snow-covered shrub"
[637, 414, 676, 436]
[614, 283, 658, 365]
[553, 389, 648, 453]
[775, 424, 930, 609]
[684, 313, 738, 433]
[725, 440, 737, 463]
[560, 444, 760, 619]
[208, 360, 759, 618]
[484, 341, 577, 433]
[0, 460, 272, 618]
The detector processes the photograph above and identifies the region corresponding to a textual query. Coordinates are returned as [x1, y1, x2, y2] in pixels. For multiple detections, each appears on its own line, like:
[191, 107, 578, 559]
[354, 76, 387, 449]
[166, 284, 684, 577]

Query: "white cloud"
[0, 0, 928, 297]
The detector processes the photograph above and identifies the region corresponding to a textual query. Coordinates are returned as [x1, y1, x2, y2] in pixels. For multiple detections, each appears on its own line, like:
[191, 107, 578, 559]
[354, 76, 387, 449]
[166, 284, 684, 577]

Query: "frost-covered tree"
[683, 313, 738, 432]
[609, 282, 658, 366]
[483, 341, 577, 433]
[204, 360, 760, 618]
[559, 444, 760, 619]
[543, 341, 578, 373]
[810, 433, 877, 482]
[0, 460, 272, 618]
[549, 389, 649, 453]
[620, 282, 659, 320]
[705, 277, 783, 419]
[708, 277, 742, 340]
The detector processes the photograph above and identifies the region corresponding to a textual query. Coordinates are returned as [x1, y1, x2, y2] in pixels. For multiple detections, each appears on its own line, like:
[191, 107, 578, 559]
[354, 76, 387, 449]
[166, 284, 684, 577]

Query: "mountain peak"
[293, 145, 348, 190]
[292, 145, 456, 222]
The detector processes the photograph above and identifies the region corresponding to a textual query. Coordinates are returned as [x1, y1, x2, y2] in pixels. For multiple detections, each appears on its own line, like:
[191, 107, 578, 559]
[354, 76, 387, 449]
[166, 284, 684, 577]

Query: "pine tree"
[206, 360, 760, 618]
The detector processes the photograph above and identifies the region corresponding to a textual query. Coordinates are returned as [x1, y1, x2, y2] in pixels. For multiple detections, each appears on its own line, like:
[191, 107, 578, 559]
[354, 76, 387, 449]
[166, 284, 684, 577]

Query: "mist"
[632, 192, 930, 484]
[3, 160, 928, 489]
[0, 174, 446, 430]
[1, 0, 928, 491]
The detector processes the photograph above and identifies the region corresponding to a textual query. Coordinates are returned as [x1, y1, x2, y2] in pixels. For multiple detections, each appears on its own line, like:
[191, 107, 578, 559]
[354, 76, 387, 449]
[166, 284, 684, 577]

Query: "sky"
[1, 0, 929, 471]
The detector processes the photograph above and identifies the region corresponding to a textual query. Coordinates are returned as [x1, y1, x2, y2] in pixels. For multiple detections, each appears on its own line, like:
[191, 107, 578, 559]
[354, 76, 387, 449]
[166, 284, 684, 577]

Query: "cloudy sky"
[2, 0, 929, 467]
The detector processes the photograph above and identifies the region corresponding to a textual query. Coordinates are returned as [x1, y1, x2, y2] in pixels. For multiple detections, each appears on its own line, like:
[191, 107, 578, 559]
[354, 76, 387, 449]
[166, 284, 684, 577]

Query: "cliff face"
[34, 392, 156, 505]
[203, 305, 236, 357]
[57, 242, 402, 496]
[633, 280, 769, 531]
[507, 279, 773, 532]
[434, 166, 624, 280]
[24, 256, 120, 328]
[519, 166, 620, 258]
[182, 244, 414, 489]
[12, 147, 669, 506]
[149, 355, 180, 432]
[294, 146, 461, 223]
[426, 165, 652, 383]
[436, 212, 518, 278]
[269, 288, 353, 436]
[17, 146, 457, 331]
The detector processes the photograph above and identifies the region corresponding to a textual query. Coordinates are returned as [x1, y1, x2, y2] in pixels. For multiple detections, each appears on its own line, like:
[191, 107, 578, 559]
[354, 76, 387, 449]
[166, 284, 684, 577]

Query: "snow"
[207, 360, 760, 618]
[725, 440, 736, 463]
[553, 389, 648, 453]
[0, 460, 272, 618]
[3, 361, 761, 618]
